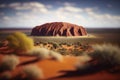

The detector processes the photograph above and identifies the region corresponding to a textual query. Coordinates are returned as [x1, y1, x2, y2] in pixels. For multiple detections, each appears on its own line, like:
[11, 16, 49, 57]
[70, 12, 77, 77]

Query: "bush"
[28, 47, 64, 61]
[0, 55, 19, 70]
[0, 41, 4, 47]
[74, 44, 120, 73]
[89, 44, 120, 67]
[71, 49, 84, 56]
[22, 65, 44, 79]
[52, 42, 60, 49]
[76, 41, 82, 46]
[28, 47, 50, 60]
[75, 54, 91, 70]
[6, 32, 34, 52]
[57, 48, 67, 55]
[0, 72, 11, 80]
[49, 51, 63, 62]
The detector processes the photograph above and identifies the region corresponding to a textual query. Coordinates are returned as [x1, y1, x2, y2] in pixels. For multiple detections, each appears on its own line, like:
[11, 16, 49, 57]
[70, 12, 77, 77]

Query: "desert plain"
[0, 28, 120, 80]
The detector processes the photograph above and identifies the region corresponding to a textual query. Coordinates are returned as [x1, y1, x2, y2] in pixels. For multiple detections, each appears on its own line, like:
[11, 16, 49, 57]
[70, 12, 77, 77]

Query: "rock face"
[31, 22, 87, 36]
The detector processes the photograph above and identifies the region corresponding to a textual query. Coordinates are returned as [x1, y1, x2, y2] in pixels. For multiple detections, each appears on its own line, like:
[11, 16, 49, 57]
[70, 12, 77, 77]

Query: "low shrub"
[28, 47, 64, 61]
[0, 55, 19, 70]
[89, 44, 120, 67]
[6, 32, 34, 52]
[22, 65, 44, 79]
[0, 72, 11, 80]
[52, 42, 60, 49]
[49, 51, 63, 62]
[75, 54, 91, 70]
[28, 47, 50, 60]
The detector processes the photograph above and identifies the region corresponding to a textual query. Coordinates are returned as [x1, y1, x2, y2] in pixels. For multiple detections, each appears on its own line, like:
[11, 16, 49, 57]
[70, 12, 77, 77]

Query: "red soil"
[0, 54, 119, 80]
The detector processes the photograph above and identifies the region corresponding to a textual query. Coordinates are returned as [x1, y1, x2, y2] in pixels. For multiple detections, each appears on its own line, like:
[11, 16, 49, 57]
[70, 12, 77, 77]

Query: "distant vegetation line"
[0, 28, 120, 33]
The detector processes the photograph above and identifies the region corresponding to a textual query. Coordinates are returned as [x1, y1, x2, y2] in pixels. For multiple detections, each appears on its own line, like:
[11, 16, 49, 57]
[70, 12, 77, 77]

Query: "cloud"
[8, 2, 21, 8]
[85, 9, 120, 27]
[63, 6, 83, 13]
[57, 4, 83, 13]
[107, 4, 112, 8]
[53, 4, 120, 27]
[0, 2, 120, 28]
[0, 2, 49, 13]
[0, 4, 6, 8]
[63, 2, 76, 7]
[3, 16, 10, 20]
[0, 12, 4, 15]
[0, 2, 52, 27]
[11, 2, 48, 13]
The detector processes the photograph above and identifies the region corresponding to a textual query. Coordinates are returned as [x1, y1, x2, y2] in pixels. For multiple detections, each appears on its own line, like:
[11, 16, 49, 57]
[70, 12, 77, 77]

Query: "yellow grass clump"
[6, 32, 34, 52]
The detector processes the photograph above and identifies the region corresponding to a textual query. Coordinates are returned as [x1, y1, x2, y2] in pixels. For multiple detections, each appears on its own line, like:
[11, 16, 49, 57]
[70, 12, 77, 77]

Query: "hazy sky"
[0, 0, 120, 28]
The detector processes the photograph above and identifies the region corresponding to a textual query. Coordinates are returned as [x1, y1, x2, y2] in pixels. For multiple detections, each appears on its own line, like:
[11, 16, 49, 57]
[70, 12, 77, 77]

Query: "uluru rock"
[31, 22, 87, 36]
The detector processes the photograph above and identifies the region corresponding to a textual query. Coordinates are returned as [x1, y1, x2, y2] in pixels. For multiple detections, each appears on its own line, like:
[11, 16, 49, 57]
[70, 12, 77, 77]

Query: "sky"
[0, 0, 120, 28]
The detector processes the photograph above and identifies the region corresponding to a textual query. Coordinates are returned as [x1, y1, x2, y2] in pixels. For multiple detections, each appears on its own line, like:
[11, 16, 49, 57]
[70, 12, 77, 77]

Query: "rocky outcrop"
[31, 22, 87, 36]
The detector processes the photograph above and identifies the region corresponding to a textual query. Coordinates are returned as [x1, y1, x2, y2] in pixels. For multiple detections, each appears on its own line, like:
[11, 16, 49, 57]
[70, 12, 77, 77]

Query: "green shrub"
[52, 42, 60, 49]
[71, 49, 84, 56]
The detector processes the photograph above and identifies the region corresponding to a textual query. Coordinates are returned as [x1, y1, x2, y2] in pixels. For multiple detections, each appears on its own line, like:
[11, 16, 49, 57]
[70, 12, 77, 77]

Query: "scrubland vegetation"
[27, 47, 63, 61]
[0, 32, 64, 79]
[49, 51, 63, 62]
[6, 32, 34, 52]
[89, 44, 120, 66]
[74, 44, 120, 73]
[34, 41, 92, 56]
[0, 72, 11, 80]
[0, 32, 120, 79]
[22, 65, 44, 79]
[28, 47, 50, 60]
[0, 55, 19, 71]
[75, 54, 92, 70]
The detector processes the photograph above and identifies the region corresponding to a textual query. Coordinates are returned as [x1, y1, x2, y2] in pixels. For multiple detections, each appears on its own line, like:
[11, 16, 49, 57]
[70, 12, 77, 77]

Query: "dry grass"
[74, 44, 120, 73]
[28, 47, 50, 60]
[0, 72, 12, 80]
[89, 44, 120, 67]
[0, 55, 19, 70]
[75, 54, 91, 70]
[49, 51, 63, 62]
[22, 65, 44, 79]
[6, 32, 34, 52]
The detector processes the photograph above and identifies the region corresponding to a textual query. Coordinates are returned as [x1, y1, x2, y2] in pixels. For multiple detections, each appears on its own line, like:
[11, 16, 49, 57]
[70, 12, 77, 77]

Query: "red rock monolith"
[31, 22, 87, 36]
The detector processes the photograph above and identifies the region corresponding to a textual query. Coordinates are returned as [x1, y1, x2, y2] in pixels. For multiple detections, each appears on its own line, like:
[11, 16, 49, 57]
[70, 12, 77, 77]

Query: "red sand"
[0, 54, 120, 80]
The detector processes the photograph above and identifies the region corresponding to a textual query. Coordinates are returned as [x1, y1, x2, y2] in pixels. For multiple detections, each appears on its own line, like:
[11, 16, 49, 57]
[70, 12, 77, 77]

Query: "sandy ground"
[0, 54, 119, 80]
[0, 32, 120, 80]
